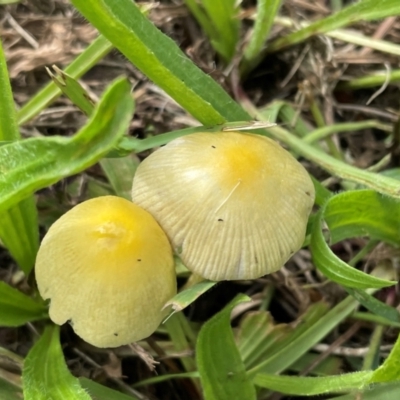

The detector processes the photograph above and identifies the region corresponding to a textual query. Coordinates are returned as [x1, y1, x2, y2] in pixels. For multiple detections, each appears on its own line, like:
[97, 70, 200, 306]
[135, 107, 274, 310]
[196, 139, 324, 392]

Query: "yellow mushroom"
[131, 131, 315, 281]
[35, 196, 176, 348]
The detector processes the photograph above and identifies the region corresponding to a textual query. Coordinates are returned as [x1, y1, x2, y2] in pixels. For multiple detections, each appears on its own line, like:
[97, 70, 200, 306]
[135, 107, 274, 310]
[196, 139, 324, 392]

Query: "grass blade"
[345, 287, 400, 324]
[241, 0, 283, 75]
[0, 282, 47, 327]
[164, 281, 216, 316]
[0, 78, 134, 214]
[197, 294, 256, 400]
[0, 39, 38, 274]
[254, 371, 372, 395]
[267, 0, 400, 53]
[17, 35, 112, 125]
[370, 330, 400, 383]
[247, 295, 359, 375]
[23, 325, 91, 400]
[44, 67, 138, 199]
[311, 190, 398, 289]
[335, 381, 400, 400]
[263, 125, 400, 200]
[80, 378, 139, 400]
[200, 0, 240, 62]
[71, 0, 248, 125]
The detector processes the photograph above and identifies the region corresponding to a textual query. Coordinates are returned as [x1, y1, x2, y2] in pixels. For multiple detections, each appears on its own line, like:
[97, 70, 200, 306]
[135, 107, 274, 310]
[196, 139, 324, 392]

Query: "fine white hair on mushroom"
[35, 196, 176, 348]
[131, 131, 315, 281]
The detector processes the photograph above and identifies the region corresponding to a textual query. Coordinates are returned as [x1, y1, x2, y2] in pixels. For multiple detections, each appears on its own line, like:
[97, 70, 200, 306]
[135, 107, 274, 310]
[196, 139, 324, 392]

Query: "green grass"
[1, 0, 400, 399]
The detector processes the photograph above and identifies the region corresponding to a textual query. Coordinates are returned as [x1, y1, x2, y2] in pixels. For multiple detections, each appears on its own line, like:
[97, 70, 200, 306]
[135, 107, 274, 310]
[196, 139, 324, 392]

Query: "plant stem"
[265, 125, 400, 200]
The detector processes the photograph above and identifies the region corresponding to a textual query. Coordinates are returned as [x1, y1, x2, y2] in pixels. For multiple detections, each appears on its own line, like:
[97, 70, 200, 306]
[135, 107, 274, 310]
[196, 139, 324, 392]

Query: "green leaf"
[345, 287, 400, 324]
[0, 40, 19, 141]
[199, 0, 240, 62]
[254, 371, 372, 395]
[324, 190, 400, 245]
[23, 325, 91, 400]
[290, 353, 343, 376]
[267, 0, 400, 53]
[70, 0, 248, 125]
[241, 0, 283, 75]
[261, 123, 400, 200]
[0, 200, 39, 274]
[17, 35, 112, 125]
[80, 378, 139, 400]
[335, 381, 400, 400]
[237, 311, 291, 370]
[310, 176, 332, 207]
[182, 0, 219, 49]
[0, 38, 38, 274]
[109, 120, 276, 158]
[164, 281, 216, 316]
[133, 372, 200, 388]
[0, 282, 47, 327]
[100, 155, 139, 199]
[47, 65, 96, 116]
[44, 67, 138, 200]
[310, 190, 397, 289]
[0, 78, 134, 214]
[353, 311, 400, 328]
[370, 329, 400, 383]
[196, 294, 256, 400]
[247, 295, 360, 375]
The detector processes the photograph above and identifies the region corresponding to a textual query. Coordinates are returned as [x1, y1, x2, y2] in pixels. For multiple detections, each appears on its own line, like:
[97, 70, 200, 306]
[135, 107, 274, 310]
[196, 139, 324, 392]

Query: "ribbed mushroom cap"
[131, 132, 315, 281]
[35, 196, 176, 348]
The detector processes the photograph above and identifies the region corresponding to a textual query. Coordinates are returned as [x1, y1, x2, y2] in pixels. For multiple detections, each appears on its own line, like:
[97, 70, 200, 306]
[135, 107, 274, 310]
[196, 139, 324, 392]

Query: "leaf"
[99, 155, 139, 199]
[80, 378, 139, 400]
[253, 371, 372, 395]
[310, 190, 397, 289]
[236, 311, 291, 369]
[370, 330, 400, 383]
[0, 78, 134, 214]
[132, 372, 200, 388]
[23, 325, 91, 400]
[260, 123, 400, 199]
[0, 201, 39, 274]
[47, 65, 96, 116]
[109, 120, 277, 158]
[267, 0, 400, 53]
[335, 381, 400, 400]
[0, 282, 47, 327]
[324, 190, 400, 245]
[290, 353, 343, 376]
[45, 67, 138, 200]
[241, 0, 283, 75]
[0, 38, 38, 274]
[199, 0, 240, 62]
[164, 281, 216, 315]
[17, 35, 112, 125]
[247, 295, 360, 375]
[196, 294, 256, 400]
[345, 287, 400, 324]
[70, 0, 249, 125]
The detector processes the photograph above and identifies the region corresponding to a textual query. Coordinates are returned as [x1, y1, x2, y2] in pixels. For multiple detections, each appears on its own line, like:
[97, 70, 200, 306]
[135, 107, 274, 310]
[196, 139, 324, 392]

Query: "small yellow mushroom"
[35, 196, 176, 348]
[131, 131, 315, 281]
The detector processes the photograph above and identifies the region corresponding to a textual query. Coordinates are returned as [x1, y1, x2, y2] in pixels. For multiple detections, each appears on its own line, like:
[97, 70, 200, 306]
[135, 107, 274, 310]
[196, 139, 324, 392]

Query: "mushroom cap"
[35, 196, 176, 348]
[131, 131, 315, 281]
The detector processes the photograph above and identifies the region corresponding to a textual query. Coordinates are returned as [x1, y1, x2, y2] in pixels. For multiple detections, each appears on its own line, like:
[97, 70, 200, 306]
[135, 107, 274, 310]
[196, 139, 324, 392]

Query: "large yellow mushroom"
[131, 131, 315, 281]
[35, 196, 176, 348]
